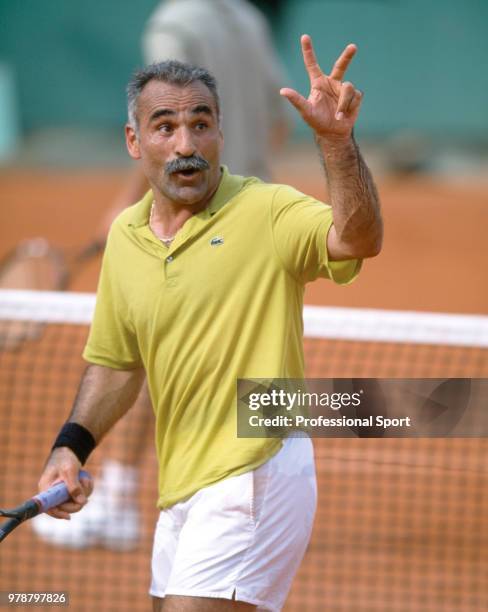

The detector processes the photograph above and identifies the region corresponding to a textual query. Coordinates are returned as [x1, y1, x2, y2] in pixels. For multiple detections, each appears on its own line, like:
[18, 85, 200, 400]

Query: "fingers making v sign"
[280, 35, 363, 140]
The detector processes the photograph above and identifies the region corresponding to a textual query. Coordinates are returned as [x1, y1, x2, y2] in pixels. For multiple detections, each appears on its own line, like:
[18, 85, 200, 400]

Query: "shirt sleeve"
[83, 226, 143, 370]
[270, 185, 362, 284]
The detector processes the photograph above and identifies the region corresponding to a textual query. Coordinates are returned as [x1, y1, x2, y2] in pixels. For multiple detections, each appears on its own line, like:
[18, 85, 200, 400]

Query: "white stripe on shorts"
[150, 436, 317, 611]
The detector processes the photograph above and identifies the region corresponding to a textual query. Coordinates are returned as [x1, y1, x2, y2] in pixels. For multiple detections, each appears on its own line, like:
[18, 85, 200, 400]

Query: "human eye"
[195, 121, 209, 131]
[158, 122, 173, 134]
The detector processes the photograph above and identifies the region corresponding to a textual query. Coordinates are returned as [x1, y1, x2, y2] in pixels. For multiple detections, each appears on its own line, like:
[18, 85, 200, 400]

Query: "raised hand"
[280, 35, 363, 140]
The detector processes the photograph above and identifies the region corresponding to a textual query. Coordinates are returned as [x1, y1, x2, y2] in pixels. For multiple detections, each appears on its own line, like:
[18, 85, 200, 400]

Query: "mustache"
[165, 155, 210, 175]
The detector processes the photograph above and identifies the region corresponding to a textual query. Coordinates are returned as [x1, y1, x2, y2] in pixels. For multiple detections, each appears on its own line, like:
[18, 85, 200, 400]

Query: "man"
[32, 0, 292, 551]
[38, 35, 382, 611]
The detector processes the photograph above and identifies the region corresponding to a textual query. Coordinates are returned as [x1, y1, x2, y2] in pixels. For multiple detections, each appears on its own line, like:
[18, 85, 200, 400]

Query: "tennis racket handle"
[32, 470, 91, 513]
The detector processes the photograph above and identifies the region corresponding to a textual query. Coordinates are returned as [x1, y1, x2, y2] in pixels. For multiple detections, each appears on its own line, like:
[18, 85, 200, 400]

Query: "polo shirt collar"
[127, 166, 244, 229]
[206, 166, 245, 217]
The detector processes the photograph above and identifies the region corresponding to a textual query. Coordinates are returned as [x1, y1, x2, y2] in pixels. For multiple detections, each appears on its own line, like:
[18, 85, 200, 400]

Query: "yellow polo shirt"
[83, 167, 361, 508]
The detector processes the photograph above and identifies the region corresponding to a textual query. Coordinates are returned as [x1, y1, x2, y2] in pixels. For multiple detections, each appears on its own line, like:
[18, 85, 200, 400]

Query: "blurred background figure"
[95, 0, 291, 243]
[31, 0, 292, 551]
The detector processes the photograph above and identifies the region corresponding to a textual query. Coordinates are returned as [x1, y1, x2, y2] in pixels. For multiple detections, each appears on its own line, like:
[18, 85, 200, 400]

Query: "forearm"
[38, 364, 144, 517]
[318, 134, 382, 260]
[67, 364, 146, 443]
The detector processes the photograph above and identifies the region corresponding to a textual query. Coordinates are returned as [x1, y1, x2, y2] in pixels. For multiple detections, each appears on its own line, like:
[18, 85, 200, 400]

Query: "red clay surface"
[1, 163, 487, 313]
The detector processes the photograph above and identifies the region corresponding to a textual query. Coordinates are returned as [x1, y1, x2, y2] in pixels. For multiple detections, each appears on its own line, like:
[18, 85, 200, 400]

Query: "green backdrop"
[0, 0, 487, 138]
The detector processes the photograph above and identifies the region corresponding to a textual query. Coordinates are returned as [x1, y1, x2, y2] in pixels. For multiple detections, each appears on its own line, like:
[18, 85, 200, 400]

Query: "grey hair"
[127, 60, 221, 134]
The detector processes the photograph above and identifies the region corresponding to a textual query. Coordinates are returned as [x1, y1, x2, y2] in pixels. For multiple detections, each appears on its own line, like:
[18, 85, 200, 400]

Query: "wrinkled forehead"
[137, 79, 218, 122]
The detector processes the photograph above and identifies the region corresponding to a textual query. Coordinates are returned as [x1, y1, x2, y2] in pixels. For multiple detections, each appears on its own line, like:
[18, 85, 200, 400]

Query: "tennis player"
[33, 0, 292, 551]
[38, 35, 382, 612]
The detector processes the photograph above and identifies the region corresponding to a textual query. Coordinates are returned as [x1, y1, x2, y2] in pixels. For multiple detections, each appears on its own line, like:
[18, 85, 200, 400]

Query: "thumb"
[59, 462, 87, 506]
[280, 88, 309, 119]
[61, 468, 86, 505]
[79, 472, 94, 499]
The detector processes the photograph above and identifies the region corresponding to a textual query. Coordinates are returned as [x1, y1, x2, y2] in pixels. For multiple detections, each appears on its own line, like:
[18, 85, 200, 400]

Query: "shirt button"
[166, 255, 174, 263]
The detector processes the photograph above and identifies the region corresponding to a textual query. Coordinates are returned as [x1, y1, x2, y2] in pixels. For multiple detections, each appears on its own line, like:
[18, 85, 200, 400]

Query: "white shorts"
[150, 436, 317, 611]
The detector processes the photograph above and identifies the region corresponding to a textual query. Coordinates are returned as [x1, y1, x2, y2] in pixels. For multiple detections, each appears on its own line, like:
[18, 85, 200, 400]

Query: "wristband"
[52, 422, 96, 465]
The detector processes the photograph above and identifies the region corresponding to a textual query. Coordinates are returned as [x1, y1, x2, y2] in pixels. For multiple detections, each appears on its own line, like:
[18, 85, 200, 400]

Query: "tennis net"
[0, 289, 487, 611]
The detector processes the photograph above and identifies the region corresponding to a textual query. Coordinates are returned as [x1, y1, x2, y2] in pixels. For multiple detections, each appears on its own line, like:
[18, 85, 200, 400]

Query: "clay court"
[1, 152, 487, 312]
[1, 154, 487, 611]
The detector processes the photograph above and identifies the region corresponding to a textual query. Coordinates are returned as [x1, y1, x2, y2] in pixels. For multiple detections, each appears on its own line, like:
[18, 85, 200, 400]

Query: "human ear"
[126, 124, 141, 160]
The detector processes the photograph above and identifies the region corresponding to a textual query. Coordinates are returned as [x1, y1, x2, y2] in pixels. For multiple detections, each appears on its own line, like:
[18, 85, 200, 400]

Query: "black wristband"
[52, 422, 96, 465]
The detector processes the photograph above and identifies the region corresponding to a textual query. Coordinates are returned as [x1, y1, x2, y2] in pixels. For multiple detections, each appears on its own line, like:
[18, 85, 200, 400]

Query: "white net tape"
[0, 289, 487, 347]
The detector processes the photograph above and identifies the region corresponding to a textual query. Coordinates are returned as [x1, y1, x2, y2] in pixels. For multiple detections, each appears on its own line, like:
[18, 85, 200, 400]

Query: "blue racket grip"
[32, 470, 91, 513]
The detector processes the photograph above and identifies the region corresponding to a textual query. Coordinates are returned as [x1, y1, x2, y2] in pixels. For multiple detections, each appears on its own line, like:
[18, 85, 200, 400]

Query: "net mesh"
[0, 290, 487, 612]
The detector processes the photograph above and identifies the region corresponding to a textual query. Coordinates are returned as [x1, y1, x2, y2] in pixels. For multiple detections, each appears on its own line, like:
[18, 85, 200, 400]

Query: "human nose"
[174, 127, 196, 157]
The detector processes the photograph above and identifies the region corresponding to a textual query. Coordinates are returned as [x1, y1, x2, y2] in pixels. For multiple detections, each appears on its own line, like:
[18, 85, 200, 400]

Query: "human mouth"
[173, 168, 202, 180]
[179, 168, 199, 176]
